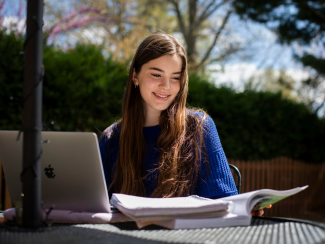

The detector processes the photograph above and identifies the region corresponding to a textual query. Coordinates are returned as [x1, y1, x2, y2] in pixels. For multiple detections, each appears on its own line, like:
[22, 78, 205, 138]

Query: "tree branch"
[208, 45, 242, 64]
[168, 0, 187, 36]
[189, 0, 197, 31]
[194, 0, 228, 30]
[195, 10, 232, 70]
[315, 98, 325, 114]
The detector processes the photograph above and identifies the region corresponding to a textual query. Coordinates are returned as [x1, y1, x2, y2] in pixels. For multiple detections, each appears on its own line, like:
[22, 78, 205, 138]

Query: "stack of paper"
[110, 194, 231, 228]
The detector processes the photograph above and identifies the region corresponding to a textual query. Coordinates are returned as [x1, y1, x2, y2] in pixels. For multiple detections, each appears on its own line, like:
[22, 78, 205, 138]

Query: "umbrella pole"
[22, 0, 44, 228]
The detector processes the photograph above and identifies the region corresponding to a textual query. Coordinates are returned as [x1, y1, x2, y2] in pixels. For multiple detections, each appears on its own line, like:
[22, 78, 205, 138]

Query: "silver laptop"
[0, 131, 110, 213]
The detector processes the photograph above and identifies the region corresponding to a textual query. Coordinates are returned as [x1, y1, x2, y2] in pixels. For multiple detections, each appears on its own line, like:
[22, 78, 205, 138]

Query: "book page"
[219, 191, 257, 216]
[221, 185, 308, 215]
[251, 195, 288, 211]
[248, 185, 308, 211]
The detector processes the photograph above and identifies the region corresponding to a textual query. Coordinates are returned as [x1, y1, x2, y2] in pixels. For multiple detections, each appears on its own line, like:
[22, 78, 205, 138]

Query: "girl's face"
[133, 54, 182, 117]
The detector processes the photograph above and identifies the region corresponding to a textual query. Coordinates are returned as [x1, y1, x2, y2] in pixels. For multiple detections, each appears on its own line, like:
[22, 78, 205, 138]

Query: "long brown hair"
[109, 33, 208, 197]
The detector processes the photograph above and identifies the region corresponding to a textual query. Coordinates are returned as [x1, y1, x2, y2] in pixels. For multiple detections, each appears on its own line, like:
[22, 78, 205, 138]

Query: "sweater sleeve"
[194, 114, 238, 199]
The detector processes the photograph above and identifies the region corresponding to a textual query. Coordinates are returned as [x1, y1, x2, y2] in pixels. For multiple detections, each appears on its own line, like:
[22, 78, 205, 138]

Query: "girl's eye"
[173, 77, 180, 81]
[151, 74, 161, 78]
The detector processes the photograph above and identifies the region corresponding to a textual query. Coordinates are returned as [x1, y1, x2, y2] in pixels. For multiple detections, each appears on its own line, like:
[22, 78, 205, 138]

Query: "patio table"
[1, 213, 325, 244]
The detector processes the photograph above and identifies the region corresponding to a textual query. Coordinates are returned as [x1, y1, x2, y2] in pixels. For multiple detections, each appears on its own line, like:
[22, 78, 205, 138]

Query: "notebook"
[0, 130, 110, 213]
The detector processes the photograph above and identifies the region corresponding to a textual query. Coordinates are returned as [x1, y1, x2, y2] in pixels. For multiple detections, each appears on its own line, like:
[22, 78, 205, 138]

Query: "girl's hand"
[251, 204, 272, 216]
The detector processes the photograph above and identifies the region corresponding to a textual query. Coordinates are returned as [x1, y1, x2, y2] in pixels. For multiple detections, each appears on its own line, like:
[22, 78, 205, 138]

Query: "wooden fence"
[1, 157, 325, 220]
[228, 157, 325, 219]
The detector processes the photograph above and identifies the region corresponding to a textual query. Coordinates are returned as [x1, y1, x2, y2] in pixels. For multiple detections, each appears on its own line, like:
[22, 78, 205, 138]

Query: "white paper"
[111, 194, 230, 217]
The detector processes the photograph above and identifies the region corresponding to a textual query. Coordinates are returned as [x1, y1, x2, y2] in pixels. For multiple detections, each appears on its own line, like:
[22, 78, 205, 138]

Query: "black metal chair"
[228, 164, 241, 194]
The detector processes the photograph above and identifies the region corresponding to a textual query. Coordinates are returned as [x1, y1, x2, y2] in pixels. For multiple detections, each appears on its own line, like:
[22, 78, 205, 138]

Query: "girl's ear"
[132, 69, 138, 86]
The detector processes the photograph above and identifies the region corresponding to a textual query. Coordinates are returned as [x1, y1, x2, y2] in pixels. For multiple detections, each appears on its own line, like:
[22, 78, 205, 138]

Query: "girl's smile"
[153, 92, 170, 100]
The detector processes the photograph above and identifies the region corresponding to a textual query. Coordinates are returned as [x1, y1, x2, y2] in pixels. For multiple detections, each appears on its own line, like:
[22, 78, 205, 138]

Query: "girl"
[99, 33, 238, 200]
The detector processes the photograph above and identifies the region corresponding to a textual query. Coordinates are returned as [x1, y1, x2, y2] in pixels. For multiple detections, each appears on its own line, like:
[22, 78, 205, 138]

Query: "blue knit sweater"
[99, 111, 238, 199]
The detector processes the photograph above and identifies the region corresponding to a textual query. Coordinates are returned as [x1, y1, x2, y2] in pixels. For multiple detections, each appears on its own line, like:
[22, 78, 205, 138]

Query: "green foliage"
[187, 74, 325, 163]
[42, 44, 127, 133]
[0, 30, 25, 130]
[233, 1, 325, 45]
[0, 29, 127, 135]
[1, 30, 325, 162]
[298, 54, 325, 77]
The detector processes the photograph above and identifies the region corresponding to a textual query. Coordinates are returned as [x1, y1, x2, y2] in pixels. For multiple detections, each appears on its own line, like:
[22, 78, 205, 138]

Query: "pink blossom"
[18, 2, 24, 18]
[0, 0, 5, 13]
[48, 6, 113, 42]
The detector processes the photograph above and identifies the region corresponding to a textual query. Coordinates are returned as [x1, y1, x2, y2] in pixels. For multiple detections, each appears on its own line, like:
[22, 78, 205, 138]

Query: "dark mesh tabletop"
[1, 217, 325, 244]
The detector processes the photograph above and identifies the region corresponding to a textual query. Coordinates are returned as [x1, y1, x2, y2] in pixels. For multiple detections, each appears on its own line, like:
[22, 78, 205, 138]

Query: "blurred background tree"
[233, 0, 325, 114]
[44, 0, 249, 72]
[44, 0, 176, 60]
[165, 0, 241, 71]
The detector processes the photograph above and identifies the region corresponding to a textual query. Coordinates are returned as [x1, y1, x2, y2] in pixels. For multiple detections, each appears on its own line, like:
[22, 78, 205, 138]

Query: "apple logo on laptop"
[44, 165, 56, 179]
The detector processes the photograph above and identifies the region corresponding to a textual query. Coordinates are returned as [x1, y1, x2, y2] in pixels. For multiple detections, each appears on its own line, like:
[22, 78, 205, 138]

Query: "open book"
[111, 186, 308, 229]
[110, 194, 230, 228]
[157, 185, 308, 229]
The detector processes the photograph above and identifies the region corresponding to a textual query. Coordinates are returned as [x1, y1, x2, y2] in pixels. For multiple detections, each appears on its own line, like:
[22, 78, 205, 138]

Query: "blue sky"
[1, 0, 25, 16]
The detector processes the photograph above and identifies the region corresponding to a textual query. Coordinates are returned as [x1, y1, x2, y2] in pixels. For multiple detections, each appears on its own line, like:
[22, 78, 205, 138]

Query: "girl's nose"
[159, 77, 170, 89]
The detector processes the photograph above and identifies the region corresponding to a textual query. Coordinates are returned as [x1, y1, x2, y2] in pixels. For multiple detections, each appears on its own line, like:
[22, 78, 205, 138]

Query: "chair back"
[229, 164, 241, 194]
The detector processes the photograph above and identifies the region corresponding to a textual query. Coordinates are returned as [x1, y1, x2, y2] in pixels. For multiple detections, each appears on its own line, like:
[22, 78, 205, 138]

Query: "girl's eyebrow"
[149, 67, 182, 74]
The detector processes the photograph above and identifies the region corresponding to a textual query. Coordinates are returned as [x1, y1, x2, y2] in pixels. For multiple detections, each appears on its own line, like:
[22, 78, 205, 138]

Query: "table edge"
[254, 216, 325, 230]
